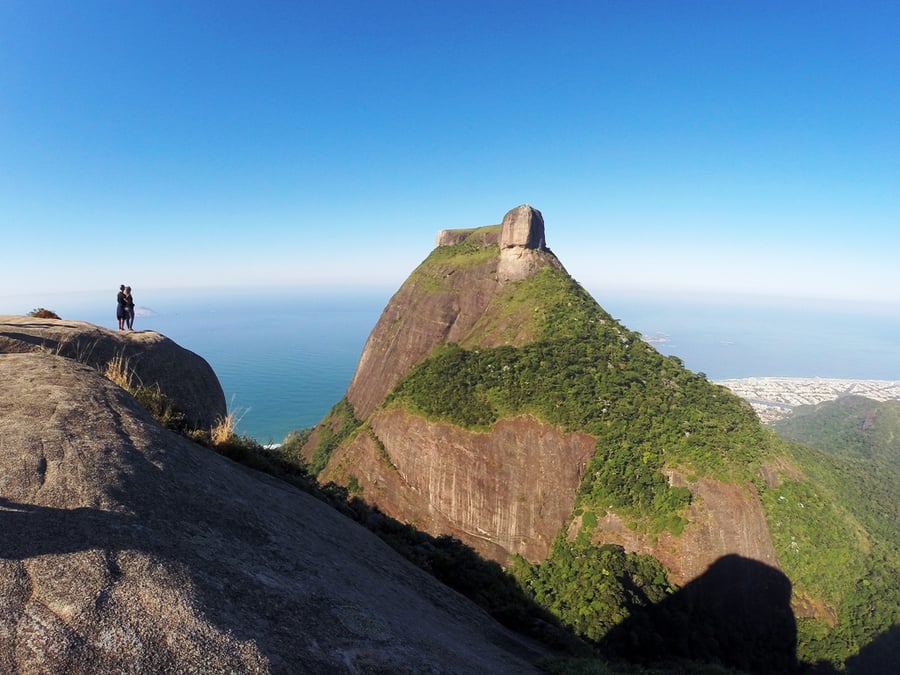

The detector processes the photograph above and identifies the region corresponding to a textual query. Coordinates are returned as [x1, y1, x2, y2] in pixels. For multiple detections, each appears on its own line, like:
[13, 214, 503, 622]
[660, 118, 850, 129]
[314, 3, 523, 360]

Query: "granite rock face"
[0, 352, 544, 673]
[343, 209, 563, 422]
[0, 316, 226, 430]
[499, 204, 545, 250]
[583, 473, 779, 587]
[312, 207, 584, 562]
[322, 409, 596, 563]
[498, 204, 548, 281]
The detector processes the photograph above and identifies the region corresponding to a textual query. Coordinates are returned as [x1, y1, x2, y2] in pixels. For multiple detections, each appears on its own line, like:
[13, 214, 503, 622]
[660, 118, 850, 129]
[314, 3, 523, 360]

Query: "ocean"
[5, 287, 899, 443]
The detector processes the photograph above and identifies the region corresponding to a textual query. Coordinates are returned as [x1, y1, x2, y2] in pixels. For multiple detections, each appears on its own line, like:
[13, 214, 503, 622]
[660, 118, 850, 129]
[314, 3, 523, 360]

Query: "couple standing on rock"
[116, 284, 136, 331]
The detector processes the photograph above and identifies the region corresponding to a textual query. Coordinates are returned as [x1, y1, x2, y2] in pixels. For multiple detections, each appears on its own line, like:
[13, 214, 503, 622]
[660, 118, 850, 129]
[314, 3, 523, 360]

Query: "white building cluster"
[715, 377, 900, 423]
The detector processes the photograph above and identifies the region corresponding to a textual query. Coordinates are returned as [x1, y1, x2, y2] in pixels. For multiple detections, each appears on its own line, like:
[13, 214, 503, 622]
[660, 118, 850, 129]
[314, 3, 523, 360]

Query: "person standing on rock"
[116, 284, 127, 331]
[124, 286, 135, 330]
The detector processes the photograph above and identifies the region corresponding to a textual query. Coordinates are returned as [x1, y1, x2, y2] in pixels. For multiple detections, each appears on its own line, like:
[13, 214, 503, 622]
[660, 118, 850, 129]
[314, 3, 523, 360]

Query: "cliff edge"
[0, 316, 226, 430]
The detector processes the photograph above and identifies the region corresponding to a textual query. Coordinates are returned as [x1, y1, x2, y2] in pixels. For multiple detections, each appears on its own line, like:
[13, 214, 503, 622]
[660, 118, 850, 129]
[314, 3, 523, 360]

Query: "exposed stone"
[0, 316, 225, 430]
[585, 473, 779, 587]
[311, 207, 580, 563]
[0, 352, 545, 673]
[343, 254, 503, 422]
[436, 229, 470, 246]
[322, 410, 597, 563]
[341, 213, 564, 423]
[313, 205, 792, 601]
[437, 226, 501, 248]
[499, 204, 545, 250]
[498, 246, 550, 283]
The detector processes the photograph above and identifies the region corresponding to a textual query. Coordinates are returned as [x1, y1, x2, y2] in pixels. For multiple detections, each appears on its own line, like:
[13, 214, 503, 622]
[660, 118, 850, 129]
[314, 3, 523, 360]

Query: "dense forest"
[768, 397, 900, 667]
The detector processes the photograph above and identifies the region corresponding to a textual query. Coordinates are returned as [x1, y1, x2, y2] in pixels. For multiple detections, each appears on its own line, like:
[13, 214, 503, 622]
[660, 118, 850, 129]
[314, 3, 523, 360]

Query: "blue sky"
[2, 1, 898, 309]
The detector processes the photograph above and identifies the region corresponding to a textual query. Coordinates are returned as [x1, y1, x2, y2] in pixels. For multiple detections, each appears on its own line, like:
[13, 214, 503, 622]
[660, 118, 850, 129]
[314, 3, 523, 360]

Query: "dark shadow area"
[599, 554, 798, 673]
[844, 623, 900, 675]
[0, 330, 61, 349]
[5, 431, 896, 674]
[0, 497, 139, 559]
[282, 479, 586, 654]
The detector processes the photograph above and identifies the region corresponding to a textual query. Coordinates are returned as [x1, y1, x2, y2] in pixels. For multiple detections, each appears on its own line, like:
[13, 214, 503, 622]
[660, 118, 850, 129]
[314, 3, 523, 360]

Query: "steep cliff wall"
[584, 474, 779, 586]
[323, 409, 596, 563]
[306, 205, 898, 667]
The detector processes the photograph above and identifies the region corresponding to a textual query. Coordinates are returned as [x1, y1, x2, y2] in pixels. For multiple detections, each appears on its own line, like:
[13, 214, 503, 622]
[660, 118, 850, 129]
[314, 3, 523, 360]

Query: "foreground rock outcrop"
[0, 352, 544, 673]
[0, 316, 225, 429]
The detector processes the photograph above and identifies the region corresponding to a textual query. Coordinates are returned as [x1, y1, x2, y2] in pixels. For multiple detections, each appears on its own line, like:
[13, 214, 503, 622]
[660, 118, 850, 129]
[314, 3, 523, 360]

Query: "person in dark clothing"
[116, 284, 127, 331]
[124, 286, 135, 330]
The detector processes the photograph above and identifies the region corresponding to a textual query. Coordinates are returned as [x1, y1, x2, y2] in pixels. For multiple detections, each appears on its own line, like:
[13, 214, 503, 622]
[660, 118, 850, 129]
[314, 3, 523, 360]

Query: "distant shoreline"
[716, 377, 900, 423]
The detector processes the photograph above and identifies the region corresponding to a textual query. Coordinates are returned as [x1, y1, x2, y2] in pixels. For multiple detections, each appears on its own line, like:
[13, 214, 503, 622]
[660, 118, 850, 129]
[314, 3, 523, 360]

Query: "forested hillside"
[768, 397, 900, 666]
[390, 266, 768, 531]
[302, 223, 898, 671]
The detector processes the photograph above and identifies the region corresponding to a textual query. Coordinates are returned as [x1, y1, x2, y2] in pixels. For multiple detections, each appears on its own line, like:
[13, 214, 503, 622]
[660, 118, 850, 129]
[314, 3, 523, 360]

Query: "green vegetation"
[763, 399, 900, 667]
[130, 387, 578, 654]
[288, 236, 897, 670]
[305, 398, 360, 475]
[405, 227, 500, 293]
[773, 395, 900, 460]
[133, 384, 189, 433]
[511, 537, 674, 642]
[390, 268, 767, 529]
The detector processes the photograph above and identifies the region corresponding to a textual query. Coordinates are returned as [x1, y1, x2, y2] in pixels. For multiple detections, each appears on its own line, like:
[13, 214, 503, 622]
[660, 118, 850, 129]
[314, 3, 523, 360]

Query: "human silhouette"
[116, 284, 127, 330]
[124, 286, 135, 330]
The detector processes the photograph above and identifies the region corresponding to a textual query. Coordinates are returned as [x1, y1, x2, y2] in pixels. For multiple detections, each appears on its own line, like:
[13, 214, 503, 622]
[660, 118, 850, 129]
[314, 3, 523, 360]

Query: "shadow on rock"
[600, 554, 798, 673]
[844, 623, 900, 675]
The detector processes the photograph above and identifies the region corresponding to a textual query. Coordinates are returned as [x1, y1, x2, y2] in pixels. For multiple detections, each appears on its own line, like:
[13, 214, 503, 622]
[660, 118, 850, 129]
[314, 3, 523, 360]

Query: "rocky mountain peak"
[500, 204, 546, 250]
[498, 204, 549, 282]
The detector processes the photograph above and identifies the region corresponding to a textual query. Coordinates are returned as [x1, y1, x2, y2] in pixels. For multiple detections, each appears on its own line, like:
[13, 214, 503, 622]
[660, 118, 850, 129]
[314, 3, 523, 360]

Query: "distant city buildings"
[716, 377, 900, 423]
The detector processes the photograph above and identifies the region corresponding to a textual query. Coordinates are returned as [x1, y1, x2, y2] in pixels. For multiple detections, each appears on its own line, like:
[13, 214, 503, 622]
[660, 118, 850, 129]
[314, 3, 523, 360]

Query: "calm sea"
[4, 287, 899, 443]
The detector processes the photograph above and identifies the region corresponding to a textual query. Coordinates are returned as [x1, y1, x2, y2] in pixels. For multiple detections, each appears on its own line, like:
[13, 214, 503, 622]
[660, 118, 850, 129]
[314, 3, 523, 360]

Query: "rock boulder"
[0, 316, 226, 430]
[0, 352, 544, 673]
[499, 204, 545, 250]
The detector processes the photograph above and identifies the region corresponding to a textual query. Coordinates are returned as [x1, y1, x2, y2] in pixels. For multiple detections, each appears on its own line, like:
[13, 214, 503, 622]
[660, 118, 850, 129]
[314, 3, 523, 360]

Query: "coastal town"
[716, 377, 900, 423]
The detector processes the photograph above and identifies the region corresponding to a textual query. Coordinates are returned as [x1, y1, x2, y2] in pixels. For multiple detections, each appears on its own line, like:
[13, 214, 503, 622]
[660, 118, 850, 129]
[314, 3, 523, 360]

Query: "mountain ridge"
[303, 205, 900, 669]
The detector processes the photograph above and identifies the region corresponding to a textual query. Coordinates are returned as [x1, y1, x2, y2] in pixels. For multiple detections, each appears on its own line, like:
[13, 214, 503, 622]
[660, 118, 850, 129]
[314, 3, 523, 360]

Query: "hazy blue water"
[138, 290, 388, 444]
[4, 287, 898, 443]
[599, 293, 900, 383]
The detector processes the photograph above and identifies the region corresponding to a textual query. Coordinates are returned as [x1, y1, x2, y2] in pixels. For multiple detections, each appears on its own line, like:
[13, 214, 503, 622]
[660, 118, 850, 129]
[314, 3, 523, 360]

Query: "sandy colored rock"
[499, 204, 545, 250]
[0, 353, 544, 673]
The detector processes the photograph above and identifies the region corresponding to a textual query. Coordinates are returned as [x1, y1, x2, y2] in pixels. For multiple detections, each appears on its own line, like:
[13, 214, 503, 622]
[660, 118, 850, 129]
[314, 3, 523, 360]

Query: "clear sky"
[2, 1, 898, 309]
